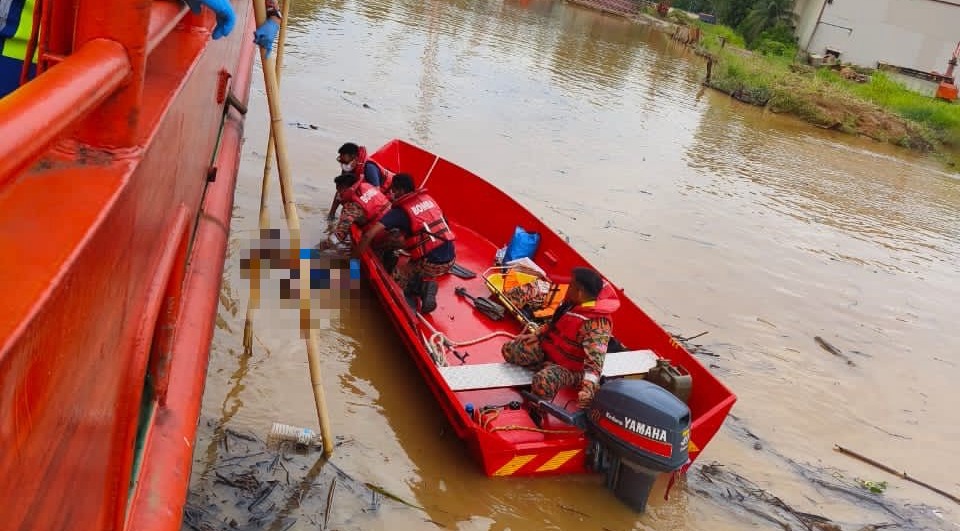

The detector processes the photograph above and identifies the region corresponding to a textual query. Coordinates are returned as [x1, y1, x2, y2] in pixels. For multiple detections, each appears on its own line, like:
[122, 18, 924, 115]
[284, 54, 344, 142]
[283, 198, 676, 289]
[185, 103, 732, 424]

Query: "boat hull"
[358, 140, 737, 479]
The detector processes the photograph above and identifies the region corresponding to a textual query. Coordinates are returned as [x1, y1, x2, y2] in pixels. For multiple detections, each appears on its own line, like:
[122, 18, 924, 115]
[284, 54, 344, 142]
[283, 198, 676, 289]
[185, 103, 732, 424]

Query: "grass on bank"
[688, 19, 960, 157]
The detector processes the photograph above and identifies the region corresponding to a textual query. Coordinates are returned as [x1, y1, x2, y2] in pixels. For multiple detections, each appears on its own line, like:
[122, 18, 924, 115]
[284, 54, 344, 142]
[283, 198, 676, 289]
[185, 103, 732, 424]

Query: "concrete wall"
[793, 0, 826, 53]
[797, 0, 960, 73]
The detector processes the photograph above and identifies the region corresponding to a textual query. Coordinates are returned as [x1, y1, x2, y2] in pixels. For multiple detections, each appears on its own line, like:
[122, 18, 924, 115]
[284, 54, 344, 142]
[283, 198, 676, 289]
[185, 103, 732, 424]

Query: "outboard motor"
[584, 379, 690, 512]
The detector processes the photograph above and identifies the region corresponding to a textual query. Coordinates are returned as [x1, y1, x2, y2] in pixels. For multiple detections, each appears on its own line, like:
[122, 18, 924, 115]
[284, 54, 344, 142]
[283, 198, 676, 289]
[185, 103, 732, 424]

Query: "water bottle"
[269, 422, 320, 446]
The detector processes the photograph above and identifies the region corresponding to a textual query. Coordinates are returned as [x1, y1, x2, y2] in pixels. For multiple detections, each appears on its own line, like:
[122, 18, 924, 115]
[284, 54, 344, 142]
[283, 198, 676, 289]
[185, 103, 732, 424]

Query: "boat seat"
[439, 350, 658, 392]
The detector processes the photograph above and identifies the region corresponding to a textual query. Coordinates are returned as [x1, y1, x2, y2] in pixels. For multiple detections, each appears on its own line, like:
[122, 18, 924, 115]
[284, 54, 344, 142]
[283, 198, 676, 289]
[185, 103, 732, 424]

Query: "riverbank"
[635, 11, 960, 167]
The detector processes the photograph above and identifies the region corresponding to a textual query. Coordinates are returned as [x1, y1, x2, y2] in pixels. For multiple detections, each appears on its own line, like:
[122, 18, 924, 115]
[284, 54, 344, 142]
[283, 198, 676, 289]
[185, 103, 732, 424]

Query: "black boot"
[381, 249, 399, 275]
[404, 274, 423, 297]
[403, 274, 422, 311]
[420, 280, 439, 314]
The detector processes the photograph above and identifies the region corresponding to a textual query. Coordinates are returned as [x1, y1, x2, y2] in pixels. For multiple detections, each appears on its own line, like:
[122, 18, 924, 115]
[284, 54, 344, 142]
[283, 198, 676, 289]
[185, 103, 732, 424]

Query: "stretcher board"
[439, 350, 658, 392]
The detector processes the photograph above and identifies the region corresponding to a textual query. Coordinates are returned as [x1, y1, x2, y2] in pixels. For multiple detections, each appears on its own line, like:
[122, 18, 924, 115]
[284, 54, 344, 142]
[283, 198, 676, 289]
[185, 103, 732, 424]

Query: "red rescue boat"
[0, 2, 255, 530]
[357, 139, 737, 511]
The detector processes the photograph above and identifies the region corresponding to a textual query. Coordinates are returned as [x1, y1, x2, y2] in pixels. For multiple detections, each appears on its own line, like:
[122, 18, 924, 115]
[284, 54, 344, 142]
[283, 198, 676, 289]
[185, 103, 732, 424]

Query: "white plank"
[439, 350, 658, 392]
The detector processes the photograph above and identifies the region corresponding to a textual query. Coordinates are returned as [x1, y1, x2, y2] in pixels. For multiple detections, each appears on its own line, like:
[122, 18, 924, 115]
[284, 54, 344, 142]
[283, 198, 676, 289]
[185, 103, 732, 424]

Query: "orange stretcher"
[483, 265, 569, 326]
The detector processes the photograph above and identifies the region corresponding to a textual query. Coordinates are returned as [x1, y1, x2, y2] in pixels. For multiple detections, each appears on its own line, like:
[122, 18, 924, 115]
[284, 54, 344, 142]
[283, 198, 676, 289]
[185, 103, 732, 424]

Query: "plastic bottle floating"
[268, 422, 322, 447]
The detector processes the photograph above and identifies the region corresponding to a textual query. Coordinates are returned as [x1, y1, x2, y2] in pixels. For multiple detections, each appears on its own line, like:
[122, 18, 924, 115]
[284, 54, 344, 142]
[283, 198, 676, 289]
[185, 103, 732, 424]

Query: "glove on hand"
[254, 19, 280, 57]
[185, 0, 236, 40]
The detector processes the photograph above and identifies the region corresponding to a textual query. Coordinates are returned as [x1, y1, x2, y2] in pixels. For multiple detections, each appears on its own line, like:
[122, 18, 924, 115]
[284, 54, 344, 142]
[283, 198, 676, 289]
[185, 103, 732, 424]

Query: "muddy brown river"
[185, 1, 960, 529]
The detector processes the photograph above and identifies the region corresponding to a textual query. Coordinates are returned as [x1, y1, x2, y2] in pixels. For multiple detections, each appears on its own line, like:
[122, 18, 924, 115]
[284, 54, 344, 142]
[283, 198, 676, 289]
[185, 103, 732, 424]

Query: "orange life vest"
[337, 180, 391, 227]
[395, 189, 455, 260]
[353, 145, 394, 191]
[540, 282, 620, 372]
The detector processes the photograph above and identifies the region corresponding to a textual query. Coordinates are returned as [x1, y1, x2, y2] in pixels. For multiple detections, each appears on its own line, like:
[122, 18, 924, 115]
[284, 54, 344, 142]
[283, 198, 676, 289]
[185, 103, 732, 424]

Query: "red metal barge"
[0, 2, 256, 529]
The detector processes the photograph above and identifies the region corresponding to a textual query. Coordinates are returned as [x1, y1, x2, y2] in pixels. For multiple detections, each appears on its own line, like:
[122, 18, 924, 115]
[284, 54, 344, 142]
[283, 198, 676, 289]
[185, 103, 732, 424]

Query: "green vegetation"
[672, 0, 796, 49]
[661, 12, 960, 162]
[837, 71, 960, 146]
[858, 479, 888, 494]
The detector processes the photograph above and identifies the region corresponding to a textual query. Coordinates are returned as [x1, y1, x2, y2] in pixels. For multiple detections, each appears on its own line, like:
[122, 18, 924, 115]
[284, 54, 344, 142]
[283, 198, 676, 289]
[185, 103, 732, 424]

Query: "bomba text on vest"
[359, 188, 379, 203]
[410, 200, 436, 215]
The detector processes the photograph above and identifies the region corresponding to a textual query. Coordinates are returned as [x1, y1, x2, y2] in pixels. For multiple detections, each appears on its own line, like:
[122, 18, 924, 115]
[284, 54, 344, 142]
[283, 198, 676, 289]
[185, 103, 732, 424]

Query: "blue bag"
[503, 226, 540, 263]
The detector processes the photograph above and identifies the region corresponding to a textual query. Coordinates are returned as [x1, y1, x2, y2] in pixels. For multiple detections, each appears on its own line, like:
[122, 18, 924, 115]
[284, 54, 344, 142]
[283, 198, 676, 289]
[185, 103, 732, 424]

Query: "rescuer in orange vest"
[0, 0, 282, 98]
[322, 171, 392, 250]
[502, 267, 620, 409]
[327, 142, 395, 221]
[354, 173, 456, 314]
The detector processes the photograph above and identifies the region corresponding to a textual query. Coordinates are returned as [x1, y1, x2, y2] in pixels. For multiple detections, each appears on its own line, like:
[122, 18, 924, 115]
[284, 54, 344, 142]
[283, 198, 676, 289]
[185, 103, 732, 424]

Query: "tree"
[711, 0, 755, 28]
[670, 0, 712, 12]
[739, 0, 797, 46]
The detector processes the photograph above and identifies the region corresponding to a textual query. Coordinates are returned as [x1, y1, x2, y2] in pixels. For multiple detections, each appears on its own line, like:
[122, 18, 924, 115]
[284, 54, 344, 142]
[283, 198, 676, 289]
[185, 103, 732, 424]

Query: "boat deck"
[413, 222, 656, 445]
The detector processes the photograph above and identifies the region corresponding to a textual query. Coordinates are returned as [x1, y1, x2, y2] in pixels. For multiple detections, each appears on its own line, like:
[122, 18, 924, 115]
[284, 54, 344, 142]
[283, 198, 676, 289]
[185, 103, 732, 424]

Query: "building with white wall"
[793, 0, 960, 74]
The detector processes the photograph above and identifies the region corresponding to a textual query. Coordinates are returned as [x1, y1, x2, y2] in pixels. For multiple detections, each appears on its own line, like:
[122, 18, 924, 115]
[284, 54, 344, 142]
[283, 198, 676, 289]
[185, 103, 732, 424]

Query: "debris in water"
[675, 331, 709, 342]
[323, 476, 337, 530]
[835, 444, 960, 505]
[756, 317, 777, 328]
[697, 462, 842, 530]
[290, 121, 319, 130]
[364, 482, 425, 510]
[185, 432, 436, 530]
[858, 480, 888, 494]
[699, 414, 950, 530]
[863, 422, 911, 441]
[814, 336, 856, 366]
[558, 503, 590, 517]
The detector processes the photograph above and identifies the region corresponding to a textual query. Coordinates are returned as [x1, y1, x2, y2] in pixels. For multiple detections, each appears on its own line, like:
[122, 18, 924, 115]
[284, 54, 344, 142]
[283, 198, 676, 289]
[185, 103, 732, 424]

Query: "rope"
[479, 408, 499, 430]
[446, 331, 517, 347]
[413, 305, 581, 435]
[415, 313, 518, 365]
[489, 425, 582, 435]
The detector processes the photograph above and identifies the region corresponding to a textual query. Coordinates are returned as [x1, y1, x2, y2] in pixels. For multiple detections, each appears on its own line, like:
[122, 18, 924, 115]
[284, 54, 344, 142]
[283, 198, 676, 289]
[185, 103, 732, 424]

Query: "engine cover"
[586, 379, 691, 473]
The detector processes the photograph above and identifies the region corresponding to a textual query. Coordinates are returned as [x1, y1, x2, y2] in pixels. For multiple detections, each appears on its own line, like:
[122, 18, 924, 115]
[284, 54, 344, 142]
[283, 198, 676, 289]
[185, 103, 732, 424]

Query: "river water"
[186, 1, 960, 529]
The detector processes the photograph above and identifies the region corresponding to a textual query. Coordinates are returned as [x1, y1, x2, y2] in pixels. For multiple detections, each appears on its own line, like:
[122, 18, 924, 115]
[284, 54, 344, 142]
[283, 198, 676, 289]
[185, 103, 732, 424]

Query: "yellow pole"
[243, 0, 291, 351]
[252, 0, 335, 456]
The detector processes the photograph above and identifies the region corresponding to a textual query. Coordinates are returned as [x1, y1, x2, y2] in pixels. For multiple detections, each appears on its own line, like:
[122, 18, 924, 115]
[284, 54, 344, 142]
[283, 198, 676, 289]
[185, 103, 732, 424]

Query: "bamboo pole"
[243, 0, 292, 352]
[252, 0, 335, 456]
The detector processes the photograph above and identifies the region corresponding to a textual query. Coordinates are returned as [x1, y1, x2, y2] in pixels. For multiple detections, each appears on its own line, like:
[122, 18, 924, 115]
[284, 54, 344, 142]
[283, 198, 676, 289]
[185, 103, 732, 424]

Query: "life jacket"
[337, 180, 390, 227]
[540, 282, 620, 372]
[395, 189, 455, 260]
[352, 145, 395, 191]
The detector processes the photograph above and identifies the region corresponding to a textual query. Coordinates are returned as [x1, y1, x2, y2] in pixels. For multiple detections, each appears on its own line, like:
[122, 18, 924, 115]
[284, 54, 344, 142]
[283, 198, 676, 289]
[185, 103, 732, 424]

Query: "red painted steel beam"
[110, 205, 190, 531]
[73, 0, 151, 148]
[147, 2, 190, 55]
[122, 14, 256, 530]
[0, 38, 130, 186]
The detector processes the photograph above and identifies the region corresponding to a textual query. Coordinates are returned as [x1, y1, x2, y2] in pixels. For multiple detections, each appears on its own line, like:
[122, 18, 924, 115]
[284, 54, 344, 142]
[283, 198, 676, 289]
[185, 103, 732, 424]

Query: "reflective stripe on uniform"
[1, 0, 38, 63]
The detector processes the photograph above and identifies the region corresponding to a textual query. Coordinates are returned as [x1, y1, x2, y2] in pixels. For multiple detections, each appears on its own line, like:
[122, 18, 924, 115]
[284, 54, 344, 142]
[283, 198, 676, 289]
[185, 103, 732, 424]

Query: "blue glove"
[254, 19, 280, 57]
[184, 0, 236, 40]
